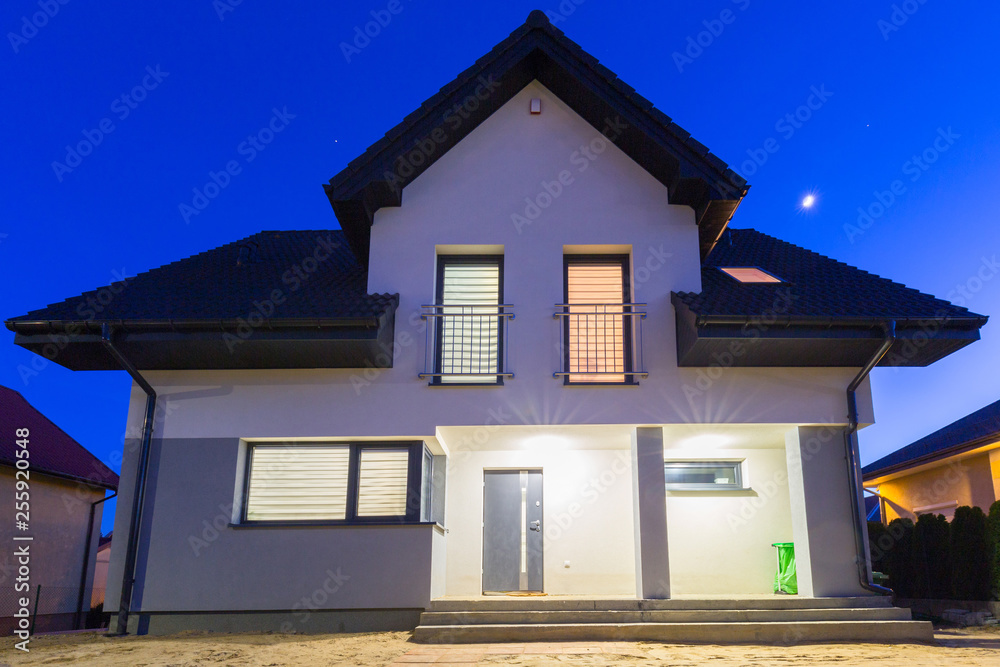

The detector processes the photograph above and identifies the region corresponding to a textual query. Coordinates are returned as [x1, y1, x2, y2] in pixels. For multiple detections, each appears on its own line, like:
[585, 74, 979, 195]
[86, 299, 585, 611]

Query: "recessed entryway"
[482, 470, 543, 594]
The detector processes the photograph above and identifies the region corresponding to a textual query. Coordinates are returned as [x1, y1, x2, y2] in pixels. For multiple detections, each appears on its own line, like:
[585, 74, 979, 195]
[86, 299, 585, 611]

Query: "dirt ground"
[1, 627, 998, 666]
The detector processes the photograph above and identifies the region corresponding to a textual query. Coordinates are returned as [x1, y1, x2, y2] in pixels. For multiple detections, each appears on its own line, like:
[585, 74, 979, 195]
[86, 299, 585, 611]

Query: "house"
[0, 385, 118, 633]
[91, 533, 113, 610]
[863, 398, 1000, 522]
[5, 11, 988, 642]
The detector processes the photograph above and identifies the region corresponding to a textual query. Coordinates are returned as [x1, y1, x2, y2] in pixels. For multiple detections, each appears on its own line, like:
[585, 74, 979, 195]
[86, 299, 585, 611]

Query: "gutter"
[690, 313, 987, 329]
[844, 320, 896, 596]
[75, 491, 116, 629]
[100, 324, 157, 636]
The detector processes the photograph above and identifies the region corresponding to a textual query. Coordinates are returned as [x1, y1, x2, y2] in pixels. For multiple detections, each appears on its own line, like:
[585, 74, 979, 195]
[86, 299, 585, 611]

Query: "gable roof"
[0, 385, 118, 490]
[325, 10, 749, 266]
[671, 229, 988, 367]
[5, 231, 399, 371]
[863, 398, 1000, 479]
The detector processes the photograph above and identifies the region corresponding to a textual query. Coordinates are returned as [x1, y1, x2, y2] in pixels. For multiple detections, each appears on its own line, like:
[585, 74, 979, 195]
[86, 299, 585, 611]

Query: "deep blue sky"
[2, 0, 999, 533]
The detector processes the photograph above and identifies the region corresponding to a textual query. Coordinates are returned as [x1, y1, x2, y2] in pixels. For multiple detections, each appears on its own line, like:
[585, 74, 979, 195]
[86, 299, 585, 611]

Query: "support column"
[785, 426, 869, 597]
[631, 427, 669, 599]
[989, 449, 1000, 504]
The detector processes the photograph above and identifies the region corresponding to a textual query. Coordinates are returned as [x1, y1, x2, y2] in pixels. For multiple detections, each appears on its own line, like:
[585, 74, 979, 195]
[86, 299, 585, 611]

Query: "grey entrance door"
[483, 470, 543, 593]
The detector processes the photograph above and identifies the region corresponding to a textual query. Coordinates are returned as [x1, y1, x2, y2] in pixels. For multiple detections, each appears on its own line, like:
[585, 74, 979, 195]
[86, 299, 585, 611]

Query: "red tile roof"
[0, 385, 118, 490]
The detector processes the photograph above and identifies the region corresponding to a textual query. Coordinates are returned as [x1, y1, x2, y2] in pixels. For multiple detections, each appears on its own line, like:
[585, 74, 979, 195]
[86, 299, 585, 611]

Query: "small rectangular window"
[719, 267, 782, 283]
[665, 460, 744, 490]
[420, 449, 434, 522]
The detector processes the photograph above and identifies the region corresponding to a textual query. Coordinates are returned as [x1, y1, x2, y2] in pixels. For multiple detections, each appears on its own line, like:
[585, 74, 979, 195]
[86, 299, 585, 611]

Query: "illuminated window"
[242, 443, 429, 523]
[436, 256, 503, 384]
[664, 460, 744, 490]
[719, 267, 782, 283]
[563, 256, 631, 384]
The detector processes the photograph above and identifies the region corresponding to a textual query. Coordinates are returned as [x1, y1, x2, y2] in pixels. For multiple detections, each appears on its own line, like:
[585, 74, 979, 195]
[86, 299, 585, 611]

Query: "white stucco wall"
[440, 443, 635, 596]
[663, 447, 794, 596]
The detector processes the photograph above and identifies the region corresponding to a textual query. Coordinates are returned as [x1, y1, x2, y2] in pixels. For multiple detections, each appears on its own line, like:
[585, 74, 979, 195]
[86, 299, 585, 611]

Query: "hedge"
[868, 504, 998, 601]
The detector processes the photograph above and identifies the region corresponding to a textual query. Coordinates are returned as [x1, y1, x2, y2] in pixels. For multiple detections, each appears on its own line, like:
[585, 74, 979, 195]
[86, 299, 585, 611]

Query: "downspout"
[101, 324, 157, 635]
[75, 491, 117, 629]
[844, 320, 896, 595]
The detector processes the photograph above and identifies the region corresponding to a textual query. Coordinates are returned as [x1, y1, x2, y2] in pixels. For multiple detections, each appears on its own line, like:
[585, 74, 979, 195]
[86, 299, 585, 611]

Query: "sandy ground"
[1, 627, 998, 666]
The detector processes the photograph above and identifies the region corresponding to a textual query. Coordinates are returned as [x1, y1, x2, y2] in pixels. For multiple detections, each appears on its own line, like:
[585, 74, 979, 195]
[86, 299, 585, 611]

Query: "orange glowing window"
[719, 267, 782, 283]
[564, 257, 630, 384]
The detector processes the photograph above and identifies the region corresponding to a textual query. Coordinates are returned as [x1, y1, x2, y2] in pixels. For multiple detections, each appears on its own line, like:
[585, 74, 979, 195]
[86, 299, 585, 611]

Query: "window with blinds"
[244, 446, 350, 521]
[242, 443, 426, 523]
[437, 257, 502, 383]
[565, 258, 629, 383]
[357, 449, 409, 517]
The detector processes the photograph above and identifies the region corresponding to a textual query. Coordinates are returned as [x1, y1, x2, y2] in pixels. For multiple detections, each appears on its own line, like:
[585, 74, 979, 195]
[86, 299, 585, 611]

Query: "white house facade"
[7, 11, 987, 642]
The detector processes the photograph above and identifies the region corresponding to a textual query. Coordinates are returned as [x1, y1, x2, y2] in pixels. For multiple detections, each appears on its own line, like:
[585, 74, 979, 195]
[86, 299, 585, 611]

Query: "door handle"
[529, 520, 541, 532]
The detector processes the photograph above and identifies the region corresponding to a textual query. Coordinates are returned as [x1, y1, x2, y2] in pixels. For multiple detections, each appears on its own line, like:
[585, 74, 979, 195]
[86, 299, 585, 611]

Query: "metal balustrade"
[553, 303, 648, 382]
[419, 304, 514, 382]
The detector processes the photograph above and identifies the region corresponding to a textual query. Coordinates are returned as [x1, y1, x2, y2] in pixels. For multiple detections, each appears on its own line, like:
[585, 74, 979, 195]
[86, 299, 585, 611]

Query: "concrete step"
[426, 596, 893, 613]
[411, 620, 935, 644]
[419, 606, 913, 626]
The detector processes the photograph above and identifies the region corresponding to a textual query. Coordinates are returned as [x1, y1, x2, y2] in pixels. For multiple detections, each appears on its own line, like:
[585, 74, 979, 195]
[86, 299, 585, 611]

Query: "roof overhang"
[325, 14, 747, 267]
[863, 437, 1000, 484]
[672, 299, 985, 367]
[6, 309, 397, 371]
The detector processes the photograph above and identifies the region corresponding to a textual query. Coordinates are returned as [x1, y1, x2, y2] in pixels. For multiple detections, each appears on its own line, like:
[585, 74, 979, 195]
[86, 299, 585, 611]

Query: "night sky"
[2, 0, 999, 533]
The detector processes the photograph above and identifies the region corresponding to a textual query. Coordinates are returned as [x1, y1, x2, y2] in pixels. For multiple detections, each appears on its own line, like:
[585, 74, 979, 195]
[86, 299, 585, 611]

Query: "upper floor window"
[557, 255, 645, 384]
[421, 255, 511, 384]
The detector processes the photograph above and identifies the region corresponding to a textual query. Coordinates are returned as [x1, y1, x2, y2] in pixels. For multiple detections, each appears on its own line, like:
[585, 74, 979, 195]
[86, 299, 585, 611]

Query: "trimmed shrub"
[912, 513, 951, 599]
[950, 505, 990, 601]
[872, 518, 914, 597]
[988, 500, 1000, 600]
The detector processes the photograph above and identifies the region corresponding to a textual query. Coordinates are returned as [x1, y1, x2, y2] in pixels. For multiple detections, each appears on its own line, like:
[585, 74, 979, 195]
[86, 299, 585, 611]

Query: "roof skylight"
[720, 267, 783, 283]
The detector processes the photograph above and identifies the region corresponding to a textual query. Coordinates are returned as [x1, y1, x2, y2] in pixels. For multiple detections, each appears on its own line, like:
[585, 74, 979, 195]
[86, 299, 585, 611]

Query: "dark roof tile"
[674, 228, 985, 322]
[7, 230, 396, 325]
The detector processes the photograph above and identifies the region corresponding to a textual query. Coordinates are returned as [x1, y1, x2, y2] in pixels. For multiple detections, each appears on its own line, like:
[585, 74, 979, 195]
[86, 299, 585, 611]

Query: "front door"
[482, 470, 543, 593]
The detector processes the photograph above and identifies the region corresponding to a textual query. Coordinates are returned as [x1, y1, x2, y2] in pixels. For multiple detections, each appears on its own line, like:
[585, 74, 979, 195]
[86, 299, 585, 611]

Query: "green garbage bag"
[772, 542, 798, 594]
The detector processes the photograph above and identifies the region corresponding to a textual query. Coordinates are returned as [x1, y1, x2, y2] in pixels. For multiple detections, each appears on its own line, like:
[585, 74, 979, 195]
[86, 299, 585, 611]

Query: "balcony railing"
[419, 304, 514, 382]
[553, 303, 648, 382]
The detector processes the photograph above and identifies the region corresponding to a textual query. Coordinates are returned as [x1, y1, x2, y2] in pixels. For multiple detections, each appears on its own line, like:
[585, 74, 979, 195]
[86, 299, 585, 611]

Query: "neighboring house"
[4, 12, 989, 642]
[0, 385, 118, 633]
[91, 533, 113, 609]
[863, 398, 1000, 522]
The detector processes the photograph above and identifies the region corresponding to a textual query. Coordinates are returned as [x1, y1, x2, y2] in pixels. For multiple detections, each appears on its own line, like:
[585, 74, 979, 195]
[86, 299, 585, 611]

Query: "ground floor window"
[664, 460, 745, 490]
[242, 442, 425, 524]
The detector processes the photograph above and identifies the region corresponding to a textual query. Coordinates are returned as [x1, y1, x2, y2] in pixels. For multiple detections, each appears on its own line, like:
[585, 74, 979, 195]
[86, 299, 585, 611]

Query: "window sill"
[229, 520, 444, 530]
[666, 488, 757, 497]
